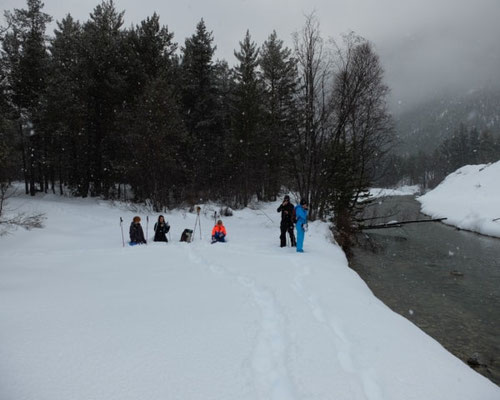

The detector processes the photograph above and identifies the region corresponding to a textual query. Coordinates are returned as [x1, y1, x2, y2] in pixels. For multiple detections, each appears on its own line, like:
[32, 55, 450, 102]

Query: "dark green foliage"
[46, 15, 85, 195]
[2, 0, 52, 195]
[259, 30, 298, 201]
[230, 30, 262, 206]
[122, 75, 188, 211]
[179, 19, 220, 199]
[0, 3, 396, 231]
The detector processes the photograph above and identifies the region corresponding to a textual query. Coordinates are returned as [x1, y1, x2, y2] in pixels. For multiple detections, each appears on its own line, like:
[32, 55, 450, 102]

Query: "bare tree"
[292, 13, 333, 219]
[0, 185, 45, 235]
[324, 34, 394, 249]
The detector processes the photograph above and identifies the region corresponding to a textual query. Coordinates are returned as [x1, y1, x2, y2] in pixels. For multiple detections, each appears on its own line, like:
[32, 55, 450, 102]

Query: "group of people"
[129, 215, 171, 245]
[129, 195, 309, 252]
[129, 215, 227, 245]
[277, 195, 309, 253]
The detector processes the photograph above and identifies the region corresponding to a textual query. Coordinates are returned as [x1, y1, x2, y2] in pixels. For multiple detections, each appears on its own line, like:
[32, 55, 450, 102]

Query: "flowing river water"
[350, 196, 500, 385]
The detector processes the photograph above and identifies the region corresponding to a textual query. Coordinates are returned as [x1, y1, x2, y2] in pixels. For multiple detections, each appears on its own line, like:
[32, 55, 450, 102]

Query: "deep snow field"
[0, 192, 499, 400]
[419, 161, 500, 238]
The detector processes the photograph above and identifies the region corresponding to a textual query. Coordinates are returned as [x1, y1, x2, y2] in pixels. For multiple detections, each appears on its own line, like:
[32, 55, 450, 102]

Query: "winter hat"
[284, 195, 290, 201]
[300, 199, 308, 206]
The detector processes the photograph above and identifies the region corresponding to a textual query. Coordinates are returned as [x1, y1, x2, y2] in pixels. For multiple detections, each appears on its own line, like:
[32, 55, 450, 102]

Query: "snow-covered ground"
[1, 193, 499, 400]
[418, 161, 500, 238]
[368, 185, 420, 199]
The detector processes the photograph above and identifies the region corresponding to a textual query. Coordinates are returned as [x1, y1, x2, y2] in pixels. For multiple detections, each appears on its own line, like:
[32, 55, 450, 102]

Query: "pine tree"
[79, 0, 127, 197]
[124, 13, 176, 101]
[231, 30, 262, 205]
[47, 14, 85, 195]
[180, 19, 218, 198]
[260, 30, 298, 200]
[117, 13, 179, 200]
[123, 75, 188, 210]
[2, 0, 52, 195]
[212, 59, 235, 200]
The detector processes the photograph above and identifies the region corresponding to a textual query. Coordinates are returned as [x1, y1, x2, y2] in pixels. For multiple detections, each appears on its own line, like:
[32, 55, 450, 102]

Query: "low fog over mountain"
[3, 0, 499, 121]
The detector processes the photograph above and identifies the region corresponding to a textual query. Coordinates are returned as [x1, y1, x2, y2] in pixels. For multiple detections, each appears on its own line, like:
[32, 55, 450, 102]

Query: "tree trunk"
[18, 121, 29, 195]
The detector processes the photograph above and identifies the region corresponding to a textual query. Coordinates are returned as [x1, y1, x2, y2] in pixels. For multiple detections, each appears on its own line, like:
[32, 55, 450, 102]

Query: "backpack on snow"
[180, 229, 193, 242]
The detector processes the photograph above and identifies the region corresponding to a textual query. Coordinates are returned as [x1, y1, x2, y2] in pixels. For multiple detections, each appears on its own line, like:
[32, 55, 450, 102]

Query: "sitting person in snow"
[129, 216, 147, 245]
[153, 215, 170, 242]
[211, 219, 227, 243]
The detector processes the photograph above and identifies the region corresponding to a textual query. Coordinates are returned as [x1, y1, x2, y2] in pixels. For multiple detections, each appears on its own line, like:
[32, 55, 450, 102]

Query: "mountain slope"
[395, 87, 500, 154]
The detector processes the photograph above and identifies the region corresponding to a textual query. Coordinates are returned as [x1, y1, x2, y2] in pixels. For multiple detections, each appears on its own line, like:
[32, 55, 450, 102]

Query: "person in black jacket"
[154, 215, 170, 242]
[277, 195, 296, 247]
[129, 216, 147, 245]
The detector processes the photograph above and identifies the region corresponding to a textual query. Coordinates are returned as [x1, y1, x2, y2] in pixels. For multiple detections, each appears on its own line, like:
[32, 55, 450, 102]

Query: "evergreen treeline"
[379, 124, 500, 189]
[0, 0, 393, 244]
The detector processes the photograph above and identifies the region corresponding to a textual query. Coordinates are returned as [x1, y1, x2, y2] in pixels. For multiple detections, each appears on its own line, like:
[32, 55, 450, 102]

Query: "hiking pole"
[192, 215, 197, 242]
[120, 217, 125, 247]
[146, 215, 149, 244]
[194, 206, 202, 240]
[198, 207, 202, 239]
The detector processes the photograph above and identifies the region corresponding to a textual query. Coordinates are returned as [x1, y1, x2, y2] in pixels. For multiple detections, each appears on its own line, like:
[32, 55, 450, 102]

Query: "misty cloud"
[2, 0, 499, 112]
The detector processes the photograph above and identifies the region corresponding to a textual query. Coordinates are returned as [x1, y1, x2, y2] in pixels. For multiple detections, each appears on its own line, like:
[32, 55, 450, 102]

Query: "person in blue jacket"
[295, 199, 308, 253]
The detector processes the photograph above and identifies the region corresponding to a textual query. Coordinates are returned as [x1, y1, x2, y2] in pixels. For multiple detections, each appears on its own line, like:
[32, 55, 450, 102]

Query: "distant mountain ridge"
[394, 87, 500, 154]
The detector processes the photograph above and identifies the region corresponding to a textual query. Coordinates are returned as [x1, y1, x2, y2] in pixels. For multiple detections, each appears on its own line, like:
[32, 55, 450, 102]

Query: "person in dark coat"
[277, 195, 296, 247]
[129, 216, 147, 245]
[154, 215, 170, 242]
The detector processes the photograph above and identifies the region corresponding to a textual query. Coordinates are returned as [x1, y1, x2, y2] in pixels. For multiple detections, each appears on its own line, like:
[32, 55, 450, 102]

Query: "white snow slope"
[418, 161, 500, 238]
[369, 185, 420, 199]
[1, 194, 499, 400]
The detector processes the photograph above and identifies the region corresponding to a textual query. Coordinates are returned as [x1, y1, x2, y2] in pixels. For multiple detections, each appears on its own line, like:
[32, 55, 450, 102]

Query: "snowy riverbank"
[418, 161, 500, 238]
[0, 193, 498, 399]
[368, 185, 420, 199]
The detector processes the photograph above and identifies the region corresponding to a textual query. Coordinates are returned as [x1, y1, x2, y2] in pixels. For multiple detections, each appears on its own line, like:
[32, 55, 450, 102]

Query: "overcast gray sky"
[2, 0, 500, 112]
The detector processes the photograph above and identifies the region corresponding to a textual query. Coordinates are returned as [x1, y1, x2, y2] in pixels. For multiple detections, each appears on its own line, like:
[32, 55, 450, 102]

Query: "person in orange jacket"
[211, 219, 227, 243]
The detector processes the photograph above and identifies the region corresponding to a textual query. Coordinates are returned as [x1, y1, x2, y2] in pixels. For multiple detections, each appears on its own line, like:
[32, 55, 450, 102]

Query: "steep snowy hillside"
[1, 193, 499, 400]
[418, 161, 500, 238]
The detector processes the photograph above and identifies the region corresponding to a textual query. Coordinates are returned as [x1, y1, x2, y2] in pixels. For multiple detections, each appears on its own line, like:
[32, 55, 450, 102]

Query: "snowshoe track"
[187, 245, 296, 399]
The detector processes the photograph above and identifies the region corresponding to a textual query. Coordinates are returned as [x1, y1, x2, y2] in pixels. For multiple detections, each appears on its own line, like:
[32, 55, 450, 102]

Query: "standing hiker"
[129, 216, 147, 245]
[295, 199, 308, 253]
[277, 195, 296, 247]
[211, 219, 227, 243]
[153, 215, 170, 242]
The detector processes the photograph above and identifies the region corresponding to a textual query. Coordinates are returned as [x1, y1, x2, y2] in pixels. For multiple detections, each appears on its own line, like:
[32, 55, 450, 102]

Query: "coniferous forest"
[0, 0, 394, 243]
